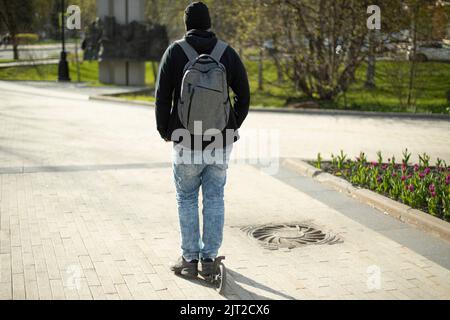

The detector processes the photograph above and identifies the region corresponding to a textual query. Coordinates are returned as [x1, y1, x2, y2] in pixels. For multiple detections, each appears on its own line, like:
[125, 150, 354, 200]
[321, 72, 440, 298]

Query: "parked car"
[407, 42, 450, 62]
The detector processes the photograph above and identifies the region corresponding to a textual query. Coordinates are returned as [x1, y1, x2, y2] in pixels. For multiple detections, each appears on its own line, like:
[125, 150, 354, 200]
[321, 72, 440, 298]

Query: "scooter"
[201, 256, 226, 293]
[174, 256, 227, 293]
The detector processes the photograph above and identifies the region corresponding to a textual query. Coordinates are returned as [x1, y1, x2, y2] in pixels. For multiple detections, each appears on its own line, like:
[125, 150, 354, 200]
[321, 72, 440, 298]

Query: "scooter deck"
[189, 256, 227, 293]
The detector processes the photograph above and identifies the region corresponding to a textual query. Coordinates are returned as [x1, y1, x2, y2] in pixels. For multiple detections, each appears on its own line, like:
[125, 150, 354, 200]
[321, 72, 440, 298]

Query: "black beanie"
[184, 2, 211, 31]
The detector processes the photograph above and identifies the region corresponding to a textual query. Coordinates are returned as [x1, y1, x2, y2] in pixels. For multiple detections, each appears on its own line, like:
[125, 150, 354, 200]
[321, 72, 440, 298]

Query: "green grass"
[0, 58, 17, 63]
[0, 60, 99, 82]
[119, 94, 155, 103]
[244, 59, 300, 107]
[245, 59, 450, 112]
[0, 59, 157, 86]
[0, 57, 448, 113]
[334, 61, 450, 113]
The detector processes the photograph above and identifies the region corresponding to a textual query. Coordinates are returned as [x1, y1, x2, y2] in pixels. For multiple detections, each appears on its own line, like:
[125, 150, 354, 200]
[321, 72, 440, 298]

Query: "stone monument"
[90, 0, 167, 86]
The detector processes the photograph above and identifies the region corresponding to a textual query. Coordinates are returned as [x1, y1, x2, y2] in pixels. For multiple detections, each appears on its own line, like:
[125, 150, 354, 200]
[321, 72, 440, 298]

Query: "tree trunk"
[407, 9, 418, 111]
[365, 30, 376, 89]
[271, 52, 284, 83]
[151, 61, 158, 84]
[12, 35, 19, 60]
[74, 38, 81, 82]
[258, 47, 263, 91]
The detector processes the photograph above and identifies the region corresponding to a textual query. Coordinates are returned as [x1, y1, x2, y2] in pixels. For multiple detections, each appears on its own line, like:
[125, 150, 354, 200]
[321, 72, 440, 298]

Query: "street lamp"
[58, 0, 70, 81]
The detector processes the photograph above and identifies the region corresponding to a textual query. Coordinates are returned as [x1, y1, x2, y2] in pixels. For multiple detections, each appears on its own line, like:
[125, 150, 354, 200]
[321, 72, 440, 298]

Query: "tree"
[376, 0, 443, 110]
[145, 0, 186, 39]
[208, 0, 284, 89]
[431, 2, 450, 40]
[0, 0, 33, 59]
[270, 0, 372, 101]
[228, 0, 270, 91]
[365, 29, 377, 89]
[365, 1, 411, 89]
[403, 0, 435, 109]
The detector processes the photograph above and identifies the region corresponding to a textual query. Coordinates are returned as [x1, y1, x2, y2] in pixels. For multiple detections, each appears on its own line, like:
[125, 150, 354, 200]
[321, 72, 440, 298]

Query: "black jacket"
[155, 29, 250, 149]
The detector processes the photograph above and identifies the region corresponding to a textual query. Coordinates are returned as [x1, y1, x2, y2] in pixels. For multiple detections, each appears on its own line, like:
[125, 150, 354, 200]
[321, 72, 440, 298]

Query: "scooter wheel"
[213, 263, 226, 294]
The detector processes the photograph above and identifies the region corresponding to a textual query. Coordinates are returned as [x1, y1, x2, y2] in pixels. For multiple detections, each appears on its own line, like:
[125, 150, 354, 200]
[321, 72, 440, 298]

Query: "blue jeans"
[172, 145, 232, 261]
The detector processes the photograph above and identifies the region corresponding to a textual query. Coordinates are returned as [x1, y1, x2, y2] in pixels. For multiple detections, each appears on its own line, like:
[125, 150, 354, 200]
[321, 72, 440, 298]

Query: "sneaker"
[170, 256, 198, 278]
[199, 258, 215, 278]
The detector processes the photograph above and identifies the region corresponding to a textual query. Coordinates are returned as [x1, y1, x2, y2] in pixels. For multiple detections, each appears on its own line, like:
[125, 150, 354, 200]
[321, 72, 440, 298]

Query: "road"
[1, 81, 449, 168]
[0, 44, 76, 60]
[0, 81, 449, 300]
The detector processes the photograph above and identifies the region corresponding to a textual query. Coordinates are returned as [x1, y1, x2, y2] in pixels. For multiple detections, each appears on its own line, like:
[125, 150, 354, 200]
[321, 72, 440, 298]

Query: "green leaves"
[316, 152, 322, 169]
[324, 150, 450, 221]
[402, 148, 411, 165]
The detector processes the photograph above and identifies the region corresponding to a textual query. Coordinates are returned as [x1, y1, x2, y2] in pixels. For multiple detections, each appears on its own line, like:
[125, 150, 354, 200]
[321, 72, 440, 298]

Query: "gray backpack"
[176, 39, 230, 136]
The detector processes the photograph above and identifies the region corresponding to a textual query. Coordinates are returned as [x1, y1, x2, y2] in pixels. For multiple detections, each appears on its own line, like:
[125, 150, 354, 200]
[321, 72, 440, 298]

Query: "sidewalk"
[0, 44, 76, 51]
[0, 82, 449, 300]
[0, 44, 76, 61]
[1, 161, 449, 299]
[0, 80, 146, 101]
[0, 59, 59, 68]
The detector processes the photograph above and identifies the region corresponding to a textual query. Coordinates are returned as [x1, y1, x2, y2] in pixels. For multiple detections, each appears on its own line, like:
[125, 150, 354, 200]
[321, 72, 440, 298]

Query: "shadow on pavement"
[177, 268, 295, 300]
[224, 268, 296, 300]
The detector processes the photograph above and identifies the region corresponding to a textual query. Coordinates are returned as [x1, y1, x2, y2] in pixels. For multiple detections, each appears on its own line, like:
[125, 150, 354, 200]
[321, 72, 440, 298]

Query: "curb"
[89, 94, 155, 107]
[282, 158, 450, 243]
[248, 107, 450, 121]
[88, 93, 450, 121]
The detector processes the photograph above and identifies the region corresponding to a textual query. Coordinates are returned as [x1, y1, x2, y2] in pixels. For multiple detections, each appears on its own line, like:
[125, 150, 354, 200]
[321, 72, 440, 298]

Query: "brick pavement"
[1, 81, 449, 300]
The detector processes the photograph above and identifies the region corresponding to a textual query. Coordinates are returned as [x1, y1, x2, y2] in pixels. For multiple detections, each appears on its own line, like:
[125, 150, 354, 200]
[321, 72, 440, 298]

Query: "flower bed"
[313, 149, 450, 221]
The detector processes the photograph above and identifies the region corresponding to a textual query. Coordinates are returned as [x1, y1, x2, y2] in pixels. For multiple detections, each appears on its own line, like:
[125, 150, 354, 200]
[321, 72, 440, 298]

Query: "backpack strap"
[175, 39, 198, 61]
[210, 40, 228, 62]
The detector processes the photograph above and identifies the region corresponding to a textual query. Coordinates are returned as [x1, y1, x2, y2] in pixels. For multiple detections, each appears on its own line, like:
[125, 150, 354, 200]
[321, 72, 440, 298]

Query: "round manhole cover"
[242, 223, 342, 249]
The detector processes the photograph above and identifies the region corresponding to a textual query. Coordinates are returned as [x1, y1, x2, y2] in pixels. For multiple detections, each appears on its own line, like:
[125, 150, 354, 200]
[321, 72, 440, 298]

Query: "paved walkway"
[0, 59, 59, 68]
[1, 81, 450, 300]
[0, 44, 76, 61]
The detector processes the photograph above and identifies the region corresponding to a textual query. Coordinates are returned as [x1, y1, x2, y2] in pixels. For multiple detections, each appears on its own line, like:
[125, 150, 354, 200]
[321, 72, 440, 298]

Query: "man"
[155, 2, 250, 278]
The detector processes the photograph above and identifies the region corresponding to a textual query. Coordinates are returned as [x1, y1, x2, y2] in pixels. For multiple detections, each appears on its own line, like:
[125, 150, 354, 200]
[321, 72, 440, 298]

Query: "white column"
[127, 0, 145, 22]
[126, 0, 145, 86]
[97, 0, 146, 86]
